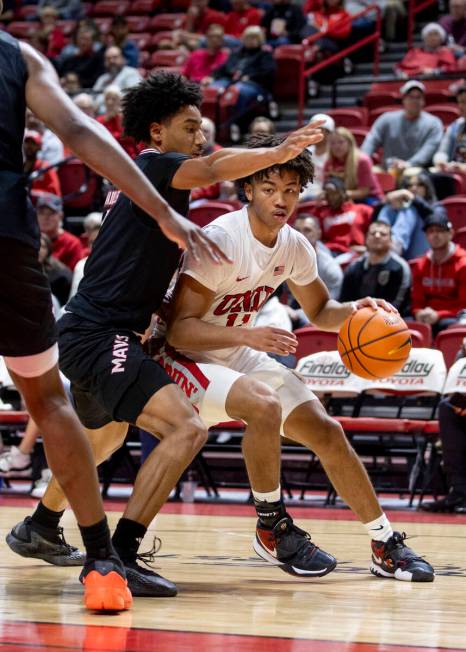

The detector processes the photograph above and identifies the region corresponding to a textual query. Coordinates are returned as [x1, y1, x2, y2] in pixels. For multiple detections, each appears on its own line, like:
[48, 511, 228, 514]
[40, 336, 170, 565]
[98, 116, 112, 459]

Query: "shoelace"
[56, 526, 79, 552]
[136, 536, 162, 568]
[276, 520, 319, 554]
[385, 532, 424, 564]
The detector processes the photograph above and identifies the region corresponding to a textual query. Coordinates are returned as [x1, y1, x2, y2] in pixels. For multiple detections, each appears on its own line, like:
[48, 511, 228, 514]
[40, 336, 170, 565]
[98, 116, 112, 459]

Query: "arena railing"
[297, 4, 382, 127]
[407, 0, 438, 49]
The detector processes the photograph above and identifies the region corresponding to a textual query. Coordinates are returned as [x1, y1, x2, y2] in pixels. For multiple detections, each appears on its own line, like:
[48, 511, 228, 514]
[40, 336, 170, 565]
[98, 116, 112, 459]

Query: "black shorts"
[57, 312, 173, 429]
[0, 237, 56, 357]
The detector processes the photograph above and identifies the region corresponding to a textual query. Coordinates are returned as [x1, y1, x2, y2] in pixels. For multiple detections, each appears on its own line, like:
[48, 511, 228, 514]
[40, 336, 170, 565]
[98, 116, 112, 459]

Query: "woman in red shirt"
[324, 127, 383, 205]
[303, 0, 352, 41]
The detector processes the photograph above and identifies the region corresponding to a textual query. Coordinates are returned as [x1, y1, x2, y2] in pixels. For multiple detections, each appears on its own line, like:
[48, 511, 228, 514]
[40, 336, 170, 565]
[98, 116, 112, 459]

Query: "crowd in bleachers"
[1, 0, 466, 507]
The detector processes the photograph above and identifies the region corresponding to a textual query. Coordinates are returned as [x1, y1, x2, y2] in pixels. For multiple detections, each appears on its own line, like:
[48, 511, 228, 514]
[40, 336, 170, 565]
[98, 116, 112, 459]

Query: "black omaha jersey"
[0, 32, 39, 249]
[67, 150, 190, 332]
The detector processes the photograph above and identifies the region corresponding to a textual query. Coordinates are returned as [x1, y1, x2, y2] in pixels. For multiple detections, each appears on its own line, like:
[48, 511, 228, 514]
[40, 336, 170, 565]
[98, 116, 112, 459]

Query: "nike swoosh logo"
[236, 276, 249, 282]
[371, 525, 384, 530]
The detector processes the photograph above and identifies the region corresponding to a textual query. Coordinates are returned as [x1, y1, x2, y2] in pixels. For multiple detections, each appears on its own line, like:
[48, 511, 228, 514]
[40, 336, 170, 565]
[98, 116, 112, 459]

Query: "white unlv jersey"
[180, 206, 317, 368]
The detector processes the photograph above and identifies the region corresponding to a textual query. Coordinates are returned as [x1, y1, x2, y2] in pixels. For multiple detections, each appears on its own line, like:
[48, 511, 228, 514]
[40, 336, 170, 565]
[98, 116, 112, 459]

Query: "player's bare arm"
[20, 43, 230, 265]
[288, 277, 397, 333]
[171, 122, 325, 190]
[167, 274, 297, 356]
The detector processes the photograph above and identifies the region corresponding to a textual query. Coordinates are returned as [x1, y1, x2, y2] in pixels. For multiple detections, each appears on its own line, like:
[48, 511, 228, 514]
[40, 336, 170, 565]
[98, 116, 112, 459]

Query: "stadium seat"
[454, 226, 466, 248]
[425, 90, 454, 104]
[435, 328, 466, 369]
[374, 171, 396, 193]
[273, 45, 304, 101]
[441, 196, 466, 231]
[350, 126, 369, 146]
[189, 201, 238, 227]
[201, 86, 221, 123]
[294, 327, 338, 360]
[124, 15, 150, 33]
[147, 31, 175, 51]
[6, 22, 36, 38]
[425, 104, 460, 126]
[57, 159, 99, 213]
[149, 13, 186, 32]
[92, 1, 129, 16]
[128, 32, 151, 51]
[404, 320, 432, 347]
[138, 50, 151, 69]
[130, 0, 158, 14]
[57, 20, 76, 36]
[150, 50, 187, 69]
[368, 105, 400, 126]
[363, 91, 400, 110]
[17, 5, 39, 20]
[296, 200, 317, 216]
[327, 108, 368, 128]
[93, 17, 112, 34]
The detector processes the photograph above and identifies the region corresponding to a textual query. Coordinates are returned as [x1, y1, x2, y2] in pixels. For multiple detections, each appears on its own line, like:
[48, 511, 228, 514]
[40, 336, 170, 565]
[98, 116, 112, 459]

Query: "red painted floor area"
[0, 622, 462, 652]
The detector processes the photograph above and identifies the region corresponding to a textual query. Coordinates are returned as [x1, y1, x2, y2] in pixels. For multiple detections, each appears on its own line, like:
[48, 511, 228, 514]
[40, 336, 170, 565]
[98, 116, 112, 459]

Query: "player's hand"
[273, 121, 325, 163]
[352, 297, 398, 314]
[158, 206, 232, 265]
[245, 327, 298, 355]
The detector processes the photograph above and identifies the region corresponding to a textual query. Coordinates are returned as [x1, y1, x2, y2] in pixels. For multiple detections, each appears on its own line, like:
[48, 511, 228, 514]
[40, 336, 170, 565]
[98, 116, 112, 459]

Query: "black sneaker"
[419, 491, 466, 513]
[122, 538, 177, 597]
[80, 555, 132, 612]
[253, 515, 337, 577]
[370, 531, 434, 582]
[6, 516, 85, 566]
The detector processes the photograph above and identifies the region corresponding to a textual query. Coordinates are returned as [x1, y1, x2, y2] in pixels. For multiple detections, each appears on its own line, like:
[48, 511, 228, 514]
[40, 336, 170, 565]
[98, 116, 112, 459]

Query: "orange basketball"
[337, 307, 411, 380]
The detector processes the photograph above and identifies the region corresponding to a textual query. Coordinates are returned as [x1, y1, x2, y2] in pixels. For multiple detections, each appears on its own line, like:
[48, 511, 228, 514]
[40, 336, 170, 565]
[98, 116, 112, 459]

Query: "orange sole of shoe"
[83, 571, 133, 612]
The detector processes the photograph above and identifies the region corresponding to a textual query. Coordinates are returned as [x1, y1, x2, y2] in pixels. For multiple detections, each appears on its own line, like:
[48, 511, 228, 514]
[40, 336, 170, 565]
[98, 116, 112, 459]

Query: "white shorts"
[155, 346, 317, 433]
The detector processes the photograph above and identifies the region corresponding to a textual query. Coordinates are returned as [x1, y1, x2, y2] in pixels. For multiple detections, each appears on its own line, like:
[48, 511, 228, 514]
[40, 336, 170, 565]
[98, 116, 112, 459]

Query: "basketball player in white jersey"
[160, 134, 434, 582]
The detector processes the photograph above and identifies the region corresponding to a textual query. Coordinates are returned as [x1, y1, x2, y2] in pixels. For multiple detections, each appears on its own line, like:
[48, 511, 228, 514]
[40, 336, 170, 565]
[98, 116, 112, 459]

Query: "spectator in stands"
[93, 46, 141, 115]
[73, 93, 96, 117]
[261, 0, 306, 47]
[37, 193, 84, 271]
[26, 110, 64, 165]
[38, 0, 82, 20]
[433, 84, 466, 174]
[395, 23, 457, 78]
[312, 176, 372, 254]
[190, 117, 223, 202]
[421, 340, 466, 513]
[411, 209, 466, 335]
[302, 0, 352, 48]
[294, 214, 343, 299]
[97, 86, 138, 159]
[59, 26, 105, 89]
[440, 0, 466, 51]
[69, 213, 102, 299]
[225, 0, 262, 39]
[57, 18, 102, 63]
[185, 0, 227, 35]
[208, 26, 276, 134]
[324, 127, 383, 205]
[374, 172, 434, 260]
[61, 72, 81, 96]
[38, 6, 66, 59]
[248, 116, 276, 136]
[39, 233, 72, 306]
[107, 16, 139, 69]
[0, 0, 15, 22]
[361, 80, 444, 171]
[23, 131, 62, 198]
[182, 24, 229, 84]
[340, 221, 411, 314]
[301, 113, 335, 199]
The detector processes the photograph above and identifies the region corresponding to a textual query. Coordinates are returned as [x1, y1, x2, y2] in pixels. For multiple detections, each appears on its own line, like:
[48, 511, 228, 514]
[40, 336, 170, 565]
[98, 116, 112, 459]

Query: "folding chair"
[293, 326, 338, 361]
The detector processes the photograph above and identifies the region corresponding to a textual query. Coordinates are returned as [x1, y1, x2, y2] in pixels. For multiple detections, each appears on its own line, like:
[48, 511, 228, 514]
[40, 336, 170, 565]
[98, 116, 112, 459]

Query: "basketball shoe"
[80, 555, 132, 612]
[370, 531, 434, 582]
[6, 516, 85, 566]
[120, 537, 177, 597]
[0, 445, 31, 477]
[254, 515, 337, 577]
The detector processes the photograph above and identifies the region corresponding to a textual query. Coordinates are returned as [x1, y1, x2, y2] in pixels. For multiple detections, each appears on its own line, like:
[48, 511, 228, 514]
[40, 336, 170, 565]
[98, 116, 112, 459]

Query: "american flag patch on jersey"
[273, 265, 285, 276]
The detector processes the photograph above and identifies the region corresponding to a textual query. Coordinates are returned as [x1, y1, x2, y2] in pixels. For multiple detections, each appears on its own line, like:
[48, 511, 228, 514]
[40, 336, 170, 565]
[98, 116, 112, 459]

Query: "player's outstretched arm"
[171, 122, 325, 190]
[20, 43, 230, 265]
[288, 278, 398, 332]
[167, 274, 297, 356]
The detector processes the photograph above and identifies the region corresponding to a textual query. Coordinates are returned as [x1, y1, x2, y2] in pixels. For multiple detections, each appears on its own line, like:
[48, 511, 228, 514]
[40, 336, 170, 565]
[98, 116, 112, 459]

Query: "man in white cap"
[361, 80, 444, 171]
[300, 113, 335, 199]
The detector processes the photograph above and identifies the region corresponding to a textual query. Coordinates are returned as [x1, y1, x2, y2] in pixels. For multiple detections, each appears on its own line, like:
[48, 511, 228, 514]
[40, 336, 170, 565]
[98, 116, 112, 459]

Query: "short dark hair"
[122, 71, 203, 143]
[368, 220, 392, 234]
[236, 133, 314, 192]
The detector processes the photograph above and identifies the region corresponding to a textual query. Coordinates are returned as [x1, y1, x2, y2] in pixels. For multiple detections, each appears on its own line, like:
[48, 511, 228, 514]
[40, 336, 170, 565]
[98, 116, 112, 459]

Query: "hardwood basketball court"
[0, 498, 465, 651]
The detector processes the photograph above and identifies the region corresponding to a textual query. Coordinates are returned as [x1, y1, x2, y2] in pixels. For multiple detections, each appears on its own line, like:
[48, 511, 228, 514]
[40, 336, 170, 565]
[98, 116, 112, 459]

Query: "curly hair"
[236, 133, 314, 193]
[122, 71, 203, 143]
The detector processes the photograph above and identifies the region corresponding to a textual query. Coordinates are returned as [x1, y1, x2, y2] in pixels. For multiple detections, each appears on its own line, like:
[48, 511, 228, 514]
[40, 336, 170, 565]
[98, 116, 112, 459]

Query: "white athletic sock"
[252, 486, 281, 503]
[364, 512, 393, 542]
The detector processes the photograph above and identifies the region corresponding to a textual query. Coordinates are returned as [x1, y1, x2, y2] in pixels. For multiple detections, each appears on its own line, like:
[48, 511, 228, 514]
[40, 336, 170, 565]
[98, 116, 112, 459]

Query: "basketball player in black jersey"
[0, 20, 231, 611]
[7, 71, 325, 596]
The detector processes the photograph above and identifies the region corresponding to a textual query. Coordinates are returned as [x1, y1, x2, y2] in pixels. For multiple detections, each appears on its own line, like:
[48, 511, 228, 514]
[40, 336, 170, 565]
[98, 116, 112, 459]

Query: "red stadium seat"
[189, 201, 237, 227]
[425, 104, 460, 126]
[124, 15, 150, 33]
[454, 226, 466, 248]
[128, 32, 151, 51]
[6, 21, 36, 38]
[92, 1, 129, 17]
[441, 196, 466, 231]
[17, 5, 39, 20]
[150, 49, 187, 68]
[294, 326, 338, 360]
[273, 45, 304, 101]
[364, 91, 400, 110]
[201, 86, 222, 123]
[435, 328, 466, 368]
[57, 20, 76, 36]
[130, 0, 158, 14]
[327, 108, 368, 128]
[138, 50, 151, 69]
[374, 171, 396, 193]
[149, 13, 186, 32]
[58, 159, 99, 213]
[350, 127, 369, 147]
[425, 90, 454, 104]
[404, 320, 432, 347]
[368, 105, 400, 126]
[147, 31, 175, 51]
